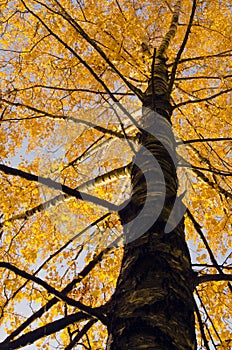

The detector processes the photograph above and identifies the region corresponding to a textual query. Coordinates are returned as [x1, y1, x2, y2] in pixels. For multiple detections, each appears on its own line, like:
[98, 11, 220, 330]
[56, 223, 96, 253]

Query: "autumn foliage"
[0, 0, 231, 349]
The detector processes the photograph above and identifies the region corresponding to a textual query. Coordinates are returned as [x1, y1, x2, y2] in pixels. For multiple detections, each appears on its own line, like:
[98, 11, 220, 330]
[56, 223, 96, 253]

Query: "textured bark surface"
[106, 57, 196, 350]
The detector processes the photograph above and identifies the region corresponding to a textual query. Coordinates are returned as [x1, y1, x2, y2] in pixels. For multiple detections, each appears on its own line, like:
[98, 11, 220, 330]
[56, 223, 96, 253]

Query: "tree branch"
[176, 137, 232, 145]
[0, 214, 109, 317]
[187, 209, 220, 270]
[0, 261, 106, 323]
[178, 163, 232, 177]
[170, 49, 232, 66]
[192, 168, 232, 200]
[192, 263, 232, 270]
[0, 98, 130, 140]
[0, 163, 131, 226]
[175, 74, 232, 81]
[3, 247, 110, 342]
[51, 0, 144, 99]
[196, 273, 232, 286]
[0, 164, 117, 211]
[174, 88, 232, 108]
[195, 289, 222, 346]
[19, 0, 144, 130]
[0, 312, 92, 350]
[187, 209, 232, 293]
[64, 319, 97, 350]
[193, 297, 211, 350]
[8, 84, 134, 96]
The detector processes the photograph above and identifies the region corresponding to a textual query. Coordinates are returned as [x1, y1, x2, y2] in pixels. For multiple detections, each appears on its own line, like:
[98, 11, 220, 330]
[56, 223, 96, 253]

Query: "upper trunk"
[106, 56, 196, 350]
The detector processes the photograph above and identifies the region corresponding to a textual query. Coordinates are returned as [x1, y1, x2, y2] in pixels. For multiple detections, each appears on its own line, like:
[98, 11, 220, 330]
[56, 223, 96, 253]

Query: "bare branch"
[177, 137, 232, 145]
[0, 312, 92, 350]
[196, 273, 232, 286]
[175, 74, 232, 81]
[192, 263, 232, 270]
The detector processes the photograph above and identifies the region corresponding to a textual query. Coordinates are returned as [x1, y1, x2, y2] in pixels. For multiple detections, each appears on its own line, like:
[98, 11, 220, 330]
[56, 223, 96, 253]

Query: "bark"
[106, 56, 196, 349]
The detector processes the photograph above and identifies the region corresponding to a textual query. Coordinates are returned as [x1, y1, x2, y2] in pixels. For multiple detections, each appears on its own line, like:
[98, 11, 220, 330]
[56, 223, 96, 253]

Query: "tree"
[0, 0, 231, 349]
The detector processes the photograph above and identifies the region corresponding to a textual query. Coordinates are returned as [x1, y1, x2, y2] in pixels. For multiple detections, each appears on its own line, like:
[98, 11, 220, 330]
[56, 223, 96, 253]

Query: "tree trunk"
[106, 57, 196, 350]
